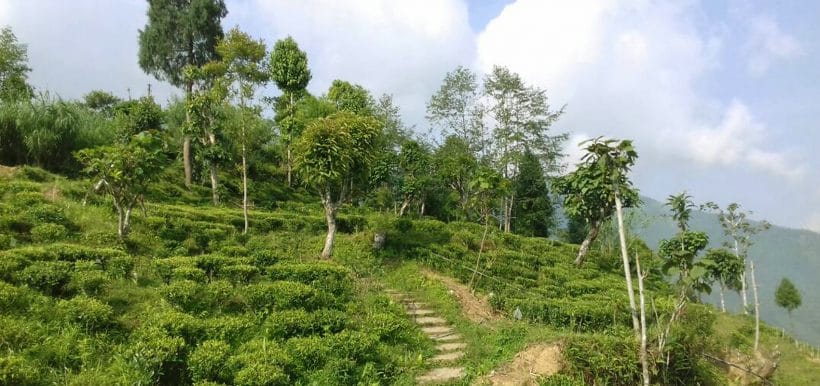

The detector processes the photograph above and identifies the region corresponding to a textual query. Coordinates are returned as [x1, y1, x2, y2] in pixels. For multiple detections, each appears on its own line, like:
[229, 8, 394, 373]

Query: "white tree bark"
[208, 133, 219, 205]
[321, 193, 337, 259]
[615, 191, 641, 337]
[751, 260, 760, 352]
[242, 145, 249, 234]
[635, 253, 650, 386]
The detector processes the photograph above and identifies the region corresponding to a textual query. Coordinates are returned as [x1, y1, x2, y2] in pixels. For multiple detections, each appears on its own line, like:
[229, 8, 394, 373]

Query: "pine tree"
[512, 150, 554, 237]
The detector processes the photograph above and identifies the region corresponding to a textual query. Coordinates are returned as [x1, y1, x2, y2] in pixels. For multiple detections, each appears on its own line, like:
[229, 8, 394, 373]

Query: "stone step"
[406, 309, 435, 316]
[421, 326, 453, 335]
[403, 301, 428, 308]
[415, 367, 465, 384]
[413, 316, 447, 325]
[431, 351, 464, 362]
[436, 342, 467, 351]
[431, 333, 462, 342]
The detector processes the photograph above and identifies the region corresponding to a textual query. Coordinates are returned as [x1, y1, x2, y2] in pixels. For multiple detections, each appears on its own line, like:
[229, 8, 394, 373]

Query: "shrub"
[162, 280, 206, 313]
[125, 327, 186, 385]
[230, 340, 291, 386]
[233, 362, 288, 386]
[105, 255, 135, 279]
[266, 262, 352, 299]
[220, 264, 259, 284]
[151, 310, 204, 344]
[67, 269, 109, 295]
[245, 281, 319, 313]
[173, 266, 207, 283]
[0, 233, 16, 250]
[15, 260, 72, 294]
[0, 316, 40, 350]
[57, 296, 114, 331]
[264, 309, 347, 340]
[30, 223, 68, 243]
[0, 281, 31, 313]
[564, 334, 640, 386]
[202, 315, 255, 343]
[155, 256, 197, 283]
[0, 354, 43, 386]
[189, 340, 232, 383]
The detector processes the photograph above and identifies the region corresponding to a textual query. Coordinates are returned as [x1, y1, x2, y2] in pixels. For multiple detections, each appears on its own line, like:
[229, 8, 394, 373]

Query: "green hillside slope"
[633, 196, 820, 347]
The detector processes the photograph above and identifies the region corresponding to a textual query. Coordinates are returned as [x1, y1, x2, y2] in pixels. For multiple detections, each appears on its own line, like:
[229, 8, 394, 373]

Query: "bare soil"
[482, 343, 564, 386]
[421, 268, 501, 324]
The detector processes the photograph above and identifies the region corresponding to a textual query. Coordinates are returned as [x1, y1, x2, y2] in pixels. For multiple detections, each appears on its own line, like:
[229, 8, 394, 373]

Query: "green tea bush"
[57, 295, 114, 331]
[151, 309, 204, 344]
[264, 309, 348, 339]
[0, 354, 44, 386]
[201, 315, 255, 343]
[245, 281, 320, 313]
[155, 256, 197, 283]
[172, 266, 208, 283]
[67, 269, 109, 295]
[9, 191, 47, 206]
[0, 316, 41, 350]
[0, 180, 41, 195]
[189, 340, 232, 383]
[220, 264, 259, 284]
[0, 281, 32, 312]
[266, 262, 353, 299]
[105, 255, 135, 278]
[0, 233, 15, 250]
[564, 334, 640, 385]
[125, 326, 186, 385]
[15, 260, 72, 294]
[284, 336, 332, 375]
[30, 223, 68, 243]
[162, 280, 208, 313]
[229, 340, 291, 386]
[539, 374, 586, 386]
[27, 325, 95, 372]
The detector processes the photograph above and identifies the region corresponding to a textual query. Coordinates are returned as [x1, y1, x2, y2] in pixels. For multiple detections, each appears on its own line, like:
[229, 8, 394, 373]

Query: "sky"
[2, 0, 819, 232]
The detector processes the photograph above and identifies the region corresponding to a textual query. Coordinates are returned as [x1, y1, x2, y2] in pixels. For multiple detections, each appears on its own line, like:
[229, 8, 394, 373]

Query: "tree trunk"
[635, 252, 650, 386]
[615, 192, 641, 337]
[208, 133, 219, 205]
[503, 194, 514, 233]
[183, 81, 193, 188]
[719, 281, 726, 312]
[321, 196, 337, 259]
[242, 147, 249, 234]
[751, 260, 760, 352]
[398, 199, 410, 216]
[287, 147, 292, 187]
[116, 204, 124, 240]
[469, 213, 491, 290]
[123, 203, 133, 237]
[575, 218, 602, 266]
[736, 239, 749, 314]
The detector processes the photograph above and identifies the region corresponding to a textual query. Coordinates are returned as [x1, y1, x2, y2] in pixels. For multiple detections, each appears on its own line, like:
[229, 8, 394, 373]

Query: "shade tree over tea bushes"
[270, 36, 311, 186]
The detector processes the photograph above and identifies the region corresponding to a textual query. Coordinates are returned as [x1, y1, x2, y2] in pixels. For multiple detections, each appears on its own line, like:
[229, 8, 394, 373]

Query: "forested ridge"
[0, 2, 818, 384]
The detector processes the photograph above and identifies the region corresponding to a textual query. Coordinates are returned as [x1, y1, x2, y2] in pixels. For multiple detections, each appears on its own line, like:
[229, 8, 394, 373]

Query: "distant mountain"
[632, 196, 820, 346]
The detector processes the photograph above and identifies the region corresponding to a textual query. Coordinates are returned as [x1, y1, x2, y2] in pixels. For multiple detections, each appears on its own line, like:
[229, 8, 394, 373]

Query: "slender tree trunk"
[635, 253, 650, 386]
[116, 204, 124, 240]
[208, 133, 219, 205]
[398, 199, 410, 216]
[469, 212, 490, 290]
[751, 260, 760, 352]
[287, 147, 292, 187]
[420, 201, 425, 216]
[242, 146, 249, 234]
[719, 281, 726, 312]
[183, 81, 193, 188]
[286, 92, 295, 187]
[321, 194, 337, 259]
[124, 203, 133, 237]
[575, 218, 602, 266]
[736, 239, 749, 314]
[615, 192, 641, 337]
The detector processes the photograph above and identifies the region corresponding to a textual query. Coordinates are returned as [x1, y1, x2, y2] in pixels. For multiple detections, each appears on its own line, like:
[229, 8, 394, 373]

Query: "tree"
[396, 141, 432, 216]
[704, 248, 744, 312]
[666, 191, 695, 232]
[553, 138, 640, 266]
[138, 0, 228, 187]
[0, 26, 33, 102]
[775, 277, 802, 317]
[75, 132, 165, 238]
[216, 28, 269, 233]
[512, 149, 554, 237]
[426, 66, 485, 154]
[270, 36, 311, 186]
[327, 80, 374, 116]
[703, 202, 770, 313]
[433, 136, 478, 219]
[373, 93, 410, 150]
[467, 166, 506, 289]
[483, 66, 566, 232]
[554, 138, 641, 338]
[83, 90, 122, 116]
[294, 111, 381, 258]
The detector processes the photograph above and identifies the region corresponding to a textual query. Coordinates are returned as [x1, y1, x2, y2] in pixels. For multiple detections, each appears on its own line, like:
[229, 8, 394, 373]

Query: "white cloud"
[686, 100, 803, 180]
[245, 0, 475, 130]
[744, 15, 803, 76]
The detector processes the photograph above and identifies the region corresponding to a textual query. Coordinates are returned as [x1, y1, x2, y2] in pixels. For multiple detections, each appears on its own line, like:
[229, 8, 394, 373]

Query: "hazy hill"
[633, 196, 820, 346]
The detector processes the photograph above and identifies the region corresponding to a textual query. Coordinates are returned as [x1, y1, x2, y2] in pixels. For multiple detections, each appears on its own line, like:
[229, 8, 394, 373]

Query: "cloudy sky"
[2, 0, 819, 232]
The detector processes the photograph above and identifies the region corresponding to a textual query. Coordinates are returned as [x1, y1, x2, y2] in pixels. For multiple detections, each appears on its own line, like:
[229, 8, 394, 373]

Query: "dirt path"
[421, 269, 500, 324]
[481, 343, 565, 386]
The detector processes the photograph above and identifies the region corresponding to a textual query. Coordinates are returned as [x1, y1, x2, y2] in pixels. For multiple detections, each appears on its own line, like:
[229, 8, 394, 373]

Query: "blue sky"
[1, 0, 819, 232]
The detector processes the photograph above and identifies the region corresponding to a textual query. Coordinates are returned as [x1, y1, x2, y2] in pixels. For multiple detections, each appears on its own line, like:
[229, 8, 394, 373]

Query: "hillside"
[633, 196, 820, 347]
[1, 167, 818, 384]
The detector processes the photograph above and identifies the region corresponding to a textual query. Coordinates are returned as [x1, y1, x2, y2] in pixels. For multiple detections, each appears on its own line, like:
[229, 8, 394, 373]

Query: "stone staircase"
[385, 289, 467, 384]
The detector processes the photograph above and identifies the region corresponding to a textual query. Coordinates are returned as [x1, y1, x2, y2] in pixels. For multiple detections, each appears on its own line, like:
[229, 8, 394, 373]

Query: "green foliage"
[30, 223, 68, 243]
[82, 90, 121, 115]
[189, 340, 232, 383]
[703, 248, 743, 290]
[513, 149, 555, 237]
[15, 260, 72, 295]
[775, 277, 802, 316]
[270, 36, 311, 93]
[0, 354, 42, 386]
[427, 66, 484, 151]
[0, 26, 33, 102]
[563, 334, 640, 385]
[327, 80, 374, 115]
[57, 295, 114, 331]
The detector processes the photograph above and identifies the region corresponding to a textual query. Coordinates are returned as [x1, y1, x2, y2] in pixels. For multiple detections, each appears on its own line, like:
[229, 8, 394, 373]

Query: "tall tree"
[467, 166, 506, 289]
[373, 93, 410, 150]
[704, 248, 744, 312]
[0, 26, 33, 102]
[138, 0, 228, 187]
[294, 111, 381, 258]
[512, 149, 554, 237]
[433, 135, 478, 219]
[217, 28, 269, 233]
[775, 277, 802, 318]
[483, 66, 566, 232]
[269, 36, 311, 186]
[426, 66, 485, 154]
[555, 138, 641, 337]
[702, 202, 770, 314]
[396, 140, 432, 216]
[553, 138, 640, 266]
[327, 80, 374, 116]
